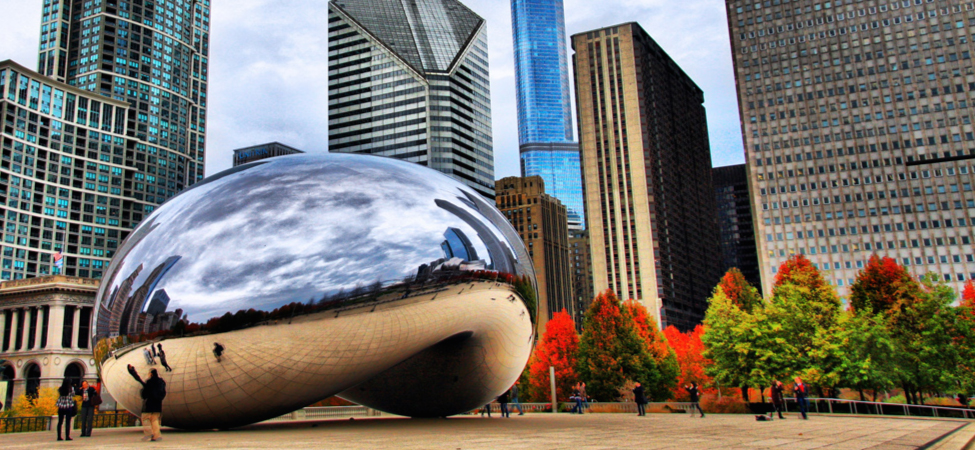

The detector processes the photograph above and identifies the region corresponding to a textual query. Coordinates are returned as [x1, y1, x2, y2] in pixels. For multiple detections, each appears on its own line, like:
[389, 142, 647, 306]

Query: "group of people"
[570, 382, 589, 414]
[631, 382, 705, 417]
[141, 343, 173, 372]
[54, 379, 102, 441]
[769, 377, 810, 420]
[481, 382, 525, 418]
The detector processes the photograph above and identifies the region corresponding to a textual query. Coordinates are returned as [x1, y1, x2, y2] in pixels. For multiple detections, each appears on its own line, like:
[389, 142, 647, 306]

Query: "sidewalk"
[0, 413, 970, 449]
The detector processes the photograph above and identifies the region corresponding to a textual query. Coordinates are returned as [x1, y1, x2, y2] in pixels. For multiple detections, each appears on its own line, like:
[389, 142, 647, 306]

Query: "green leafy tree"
[576, 290, 659, 402]
[624, 299, 680, 401]
[835, 308, 897, 401]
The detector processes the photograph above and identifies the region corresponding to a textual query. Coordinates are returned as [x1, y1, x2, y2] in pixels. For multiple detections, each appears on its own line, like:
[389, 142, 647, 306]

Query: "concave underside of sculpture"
[92, 154, 536, 429]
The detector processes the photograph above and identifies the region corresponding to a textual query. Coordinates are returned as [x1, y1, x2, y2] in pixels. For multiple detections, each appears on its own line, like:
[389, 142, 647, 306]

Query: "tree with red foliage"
[717, 268, 763, 312]
[663, 325, 715, 401]
[525, 309, 579, 402]
[850, 254, 919, 313]
[963, 279, 975, 309]
[624, 300, 680, 400]
[773, 254, 826, 292]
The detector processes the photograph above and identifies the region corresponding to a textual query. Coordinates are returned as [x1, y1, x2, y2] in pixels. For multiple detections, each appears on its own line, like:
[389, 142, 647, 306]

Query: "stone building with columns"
[0, 276, 98, 408]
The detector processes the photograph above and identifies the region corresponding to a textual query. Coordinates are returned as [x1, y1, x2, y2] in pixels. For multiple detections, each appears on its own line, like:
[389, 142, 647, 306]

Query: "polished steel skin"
[92, 154, 536, 430]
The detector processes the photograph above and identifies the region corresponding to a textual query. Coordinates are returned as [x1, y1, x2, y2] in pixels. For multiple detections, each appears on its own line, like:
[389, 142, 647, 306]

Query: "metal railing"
[472, 402, 699, 415]
[783, 398, 975, 419]
[0, 416, 52, 434]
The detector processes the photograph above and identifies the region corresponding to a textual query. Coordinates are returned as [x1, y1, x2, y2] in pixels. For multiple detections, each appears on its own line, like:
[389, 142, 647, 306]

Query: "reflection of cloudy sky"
[101, 154, 524, 322]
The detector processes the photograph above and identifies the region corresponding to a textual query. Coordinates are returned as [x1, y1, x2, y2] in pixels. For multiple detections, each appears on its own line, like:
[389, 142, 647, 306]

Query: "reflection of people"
[143, 347, 155, 365]
[76, 380, 98, 437]
[128, 365, 166, 441]
[157, 344, 172, 372]
[55, 379, 76, 441]
[213, 342, 225, 362]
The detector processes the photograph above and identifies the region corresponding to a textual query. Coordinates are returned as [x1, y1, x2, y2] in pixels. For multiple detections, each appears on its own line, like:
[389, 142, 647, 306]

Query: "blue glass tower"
[511, 0, 584, 229]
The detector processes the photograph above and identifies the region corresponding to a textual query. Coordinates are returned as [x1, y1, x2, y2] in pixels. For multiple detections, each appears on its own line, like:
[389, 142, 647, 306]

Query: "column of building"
[47, 304, 65, 351]
[33, 307, 43, 350]
[71, 306, 81, 350]
[0, 309, 6, 351]
[20, 308, 30, 352]
[8, 308, 18, 351]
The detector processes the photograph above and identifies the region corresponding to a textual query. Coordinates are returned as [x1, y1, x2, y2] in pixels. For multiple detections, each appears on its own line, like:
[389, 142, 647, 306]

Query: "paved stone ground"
[0, 414, 970, 449]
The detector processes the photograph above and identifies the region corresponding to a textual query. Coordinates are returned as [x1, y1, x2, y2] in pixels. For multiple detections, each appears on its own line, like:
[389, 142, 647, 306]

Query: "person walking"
[770, 380, 786, 420]
[142, 347, 155, 365]
[579, 382, 589, 413]
[128, 365, 167, 441]
[684, 382, 705, 418]
[633, 382, 647, 416]
[76, 380, 99, 437]
[157, 344, 172, 372]
[499, 389, 511, 418]
[510, 382, 524, 415]
[55, 379, 76, 441]
[213, 342, 225, 363]
[570, 383, 583, 414]
[480, 400, 493, 417]
[793, 377, 809, 420]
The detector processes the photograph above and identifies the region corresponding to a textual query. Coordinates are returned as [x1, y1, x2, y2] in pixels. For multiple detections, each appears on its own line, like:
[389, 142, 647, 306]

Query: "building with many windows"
[511, 0, 585, 228]
[0, 276, 99, 407]
[569, 228, 593, 328]
[232, 142, 304, 167]
[496, 176, 572, 335]
[726, 0, 975, 297]
[713, 164, 762, 291]
[327, 0, 496, 198]
[572, 23, 722, 330]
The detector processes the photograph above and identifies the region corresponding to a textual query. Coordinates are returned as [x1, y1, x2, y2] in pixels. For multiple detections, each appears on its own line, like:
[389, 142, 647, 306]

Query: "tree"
[835, 308, 897, 401]
[963, 279, 975, 308]
[717, 268, 763, 312]
[850, 255, 918, 313]
[624, 299, 680, 401]
[701, 287, 784, 401]
[576, 290, 659, 402]
[773, 254, 826, 292]
[664, 324, 715, 401]
[525, 310, 579, 402]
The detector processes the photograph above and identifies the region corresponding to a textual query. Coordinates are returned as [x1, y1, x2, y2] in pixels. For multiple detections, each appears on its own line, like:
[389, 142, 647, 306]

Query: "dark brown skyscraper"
[713, 164, 762, 291]
[495, 176, 572, 335]
[572, 23, 722, 331]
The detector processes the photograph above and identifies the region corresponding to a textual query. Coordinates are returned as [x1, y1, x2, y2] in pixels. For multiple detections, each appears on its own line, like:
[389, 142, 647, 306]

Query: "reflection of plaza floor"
[100, 281, 533, 429]
[0, 414, 969, 449]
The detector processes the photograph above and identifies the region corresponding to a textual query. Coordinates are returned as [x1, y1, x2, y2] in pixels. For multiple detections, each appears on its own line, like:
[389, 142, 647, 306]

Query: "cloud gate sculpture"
[92, 153, 536, 430]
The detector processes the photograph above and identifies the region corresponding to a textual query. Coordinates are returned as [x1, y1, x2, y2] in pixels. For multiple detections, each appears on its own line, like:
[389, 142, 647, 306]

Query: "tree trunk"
[758, 386, 767, 404]
[740, 384, 749, 402]
[858, 388, 865, 402]
[903, 384, 913, 405]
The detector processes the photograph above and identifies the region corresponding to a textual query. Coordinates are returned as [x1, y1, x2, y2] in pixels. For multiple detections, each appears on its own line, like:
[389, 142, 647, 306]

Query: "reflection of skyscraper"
[146, 290, 171, 316]
[113, 256, 181, 336]
[510, 0, 584, 229]
[441, 228, 479, 262]
[436, 200, 516, 275]
[327, 0, 496, 198]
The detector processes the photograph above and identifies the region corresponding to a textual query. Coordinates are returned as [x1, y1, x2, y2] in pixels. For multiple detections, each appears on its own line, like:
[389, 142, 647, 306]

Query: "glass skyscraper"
[510, 0, 584, 229]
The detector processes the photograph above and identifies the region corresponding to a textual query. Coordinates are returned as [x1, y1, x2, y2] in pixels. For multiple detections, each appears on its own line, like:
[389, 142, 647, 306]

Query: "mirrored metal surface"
[92, 153, 536, 429]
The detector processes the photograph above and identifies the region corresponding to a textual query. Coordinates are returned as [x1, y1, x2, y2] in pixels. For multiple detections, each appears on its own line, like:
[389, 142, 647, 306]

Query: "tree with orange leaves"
[624, 299, 680, 400]
[717, 268, 763, 312]
[773, 254, 827, 292]
[963, 279, 975, 309]
[663, 325, 715, 401]
[850, 254, 919, 313]
[524, 310, 579, 402]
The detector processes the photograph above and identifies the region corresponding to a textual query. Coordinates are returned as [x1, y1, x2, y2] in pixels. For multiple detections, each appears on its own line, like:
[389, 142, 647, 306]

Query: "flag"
[53, 251, 64, 268]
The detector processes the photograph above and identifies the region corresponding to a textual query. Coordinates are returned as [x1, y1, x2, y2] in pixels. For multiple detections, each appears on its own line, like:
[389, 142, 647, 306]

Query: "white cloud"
[0, 0, 745, 181]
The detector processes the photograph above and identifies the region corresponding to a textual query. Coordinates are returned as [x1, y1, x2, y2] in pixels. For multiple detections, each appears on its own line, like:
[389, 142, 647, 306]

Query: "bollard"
[550, 366, 557, 414]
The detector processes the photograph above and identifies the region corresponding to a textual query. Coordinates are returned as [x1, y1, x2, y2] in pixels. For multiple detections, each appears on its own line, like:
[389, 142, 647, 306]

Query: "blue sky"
[0, 0, 745, 178]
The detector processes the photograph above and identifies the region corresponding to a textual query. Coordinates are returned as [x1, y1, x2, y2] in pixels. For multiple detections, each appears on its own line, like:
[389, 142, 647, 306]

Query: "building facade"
[569, 228, 593, 328]
[713, 164, 763, 291]
[511, 0, 585, 228]
[726, 0, 975, 297]
[572, 23, 723, 331]
[0, 276, 99, 408]
[496, 176, 572, 334]
[327, 0, 496, 198]
[232, 142, 304, 167]
[38, 0, 210, 187]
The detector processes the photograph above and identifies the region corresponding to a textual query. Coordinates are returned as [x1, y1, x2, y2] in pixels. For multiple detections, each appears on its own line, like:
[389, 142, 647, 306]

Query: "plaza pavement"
[0, 413, 972, 449]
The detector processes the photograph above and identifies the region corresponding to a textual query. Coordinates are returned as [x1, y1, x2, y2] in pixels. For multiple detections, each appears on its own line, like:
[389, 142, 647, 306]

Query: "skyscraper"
[38, 0, 211, 187]
[327, 0, 495, 198]
[232, 142, 304, 167]
[511, 0, 585, 229]
[496, 176, 572, 335]
[726, 0, 975, 297]
[713, 164, 762, 291]
[572, 23, 722, 330]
